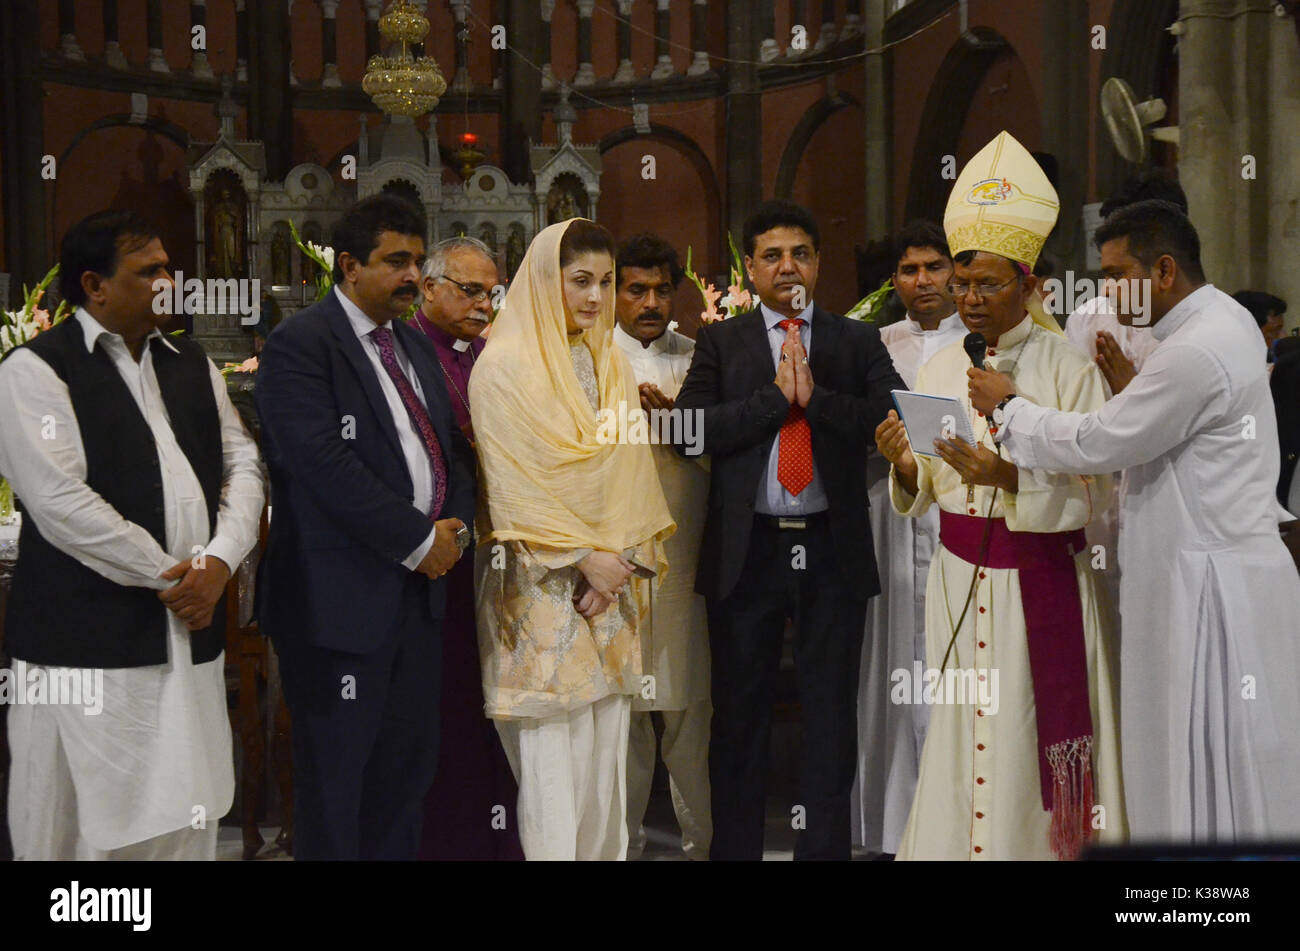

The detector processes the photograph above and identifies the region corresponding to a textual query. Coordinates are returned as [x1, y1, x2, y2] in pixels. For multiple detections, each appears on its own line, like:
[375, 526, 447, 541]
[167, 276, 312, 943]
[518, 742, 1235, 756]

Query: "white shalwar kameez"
[0, 309, 264, 860]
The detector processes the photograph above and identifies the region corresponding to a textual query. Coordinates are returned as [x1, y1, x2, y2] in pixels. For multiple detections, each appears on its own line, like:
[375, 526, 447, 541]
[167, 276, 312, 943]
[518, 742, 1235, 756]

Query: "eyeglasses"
[623, 283, 677, 302]
[946, 276, 1020, 300]
[438, 275, 490, 303]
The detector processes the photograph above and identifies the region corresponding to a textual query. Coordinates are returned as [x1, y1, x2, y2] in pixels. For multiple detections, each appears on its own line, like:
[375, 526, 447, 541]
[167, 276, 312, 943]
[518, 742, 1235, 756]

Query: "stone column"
[147, 0, 169, 72]
[613, 0, 636, 83]
[1, 0, 48, 298]
[450, 0, 472, 91]
[365, 0, 382, 58]
[103, 0, 128, 68]
[688, 0, 711, 75]
[813, 0, 838, 52]
[575, 0, 596, 86]
[236, 0, 249, 80]
[651, 0, 674, 79]
[502, 0, 543, 183]
[191, 0, 214, 78]
[1039, 0, 1089, 274]
[320, 0, 342, 87]
[863, 0, 889, 237]
[727, 0, 763, 242]
[59, 0, 84, 60]
[1178, 0, 1290, 301]
[541, 0, 558, 89]
[250, 0, 293, 180]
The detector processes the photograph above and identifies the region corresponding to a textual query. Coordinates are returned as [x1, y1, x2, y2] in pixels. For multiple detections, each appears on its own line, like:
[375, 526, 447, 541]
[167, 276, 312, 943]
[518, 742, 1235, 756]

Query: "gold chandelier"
[362, 0, 447, 117]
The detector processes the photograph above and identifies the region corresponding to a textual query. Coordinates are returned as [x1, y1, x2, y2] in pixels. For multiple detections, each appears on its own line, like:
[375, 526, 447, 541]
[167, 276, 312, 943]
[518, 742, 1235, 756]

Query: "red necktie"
[776, 318, 813, 497]
[371, 326, 448, 520]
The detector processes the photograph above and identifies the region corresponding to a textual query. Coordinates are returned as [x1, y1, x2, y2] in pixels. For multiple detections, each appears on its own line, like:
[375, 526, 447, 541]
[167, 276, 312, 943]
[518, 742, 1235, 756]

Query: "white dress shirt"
[0, 307, 264, 850]
[755, 302, 829, 516]
[878, 311, 967, 389]
[334, 286, 438, 568]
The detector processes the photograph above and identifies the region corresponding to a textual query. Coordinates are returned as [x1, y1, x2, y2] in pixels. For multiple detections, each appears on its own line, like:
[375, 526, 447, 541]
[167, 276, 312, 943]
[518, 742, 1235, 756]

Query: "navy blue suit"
[256, 290, 476, 860]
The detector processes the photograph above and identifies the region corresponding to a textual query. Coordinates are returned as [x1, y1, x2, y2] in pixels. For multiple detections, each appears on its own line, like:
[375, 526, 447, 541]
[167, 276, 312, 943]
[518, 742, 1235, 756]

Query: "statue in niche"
[208, 186, 245, 278]
[479, 222, 498, 252]
[270, 226, 291, 286]
[506, 224, 526, 279]
[546, 176, 589, 225]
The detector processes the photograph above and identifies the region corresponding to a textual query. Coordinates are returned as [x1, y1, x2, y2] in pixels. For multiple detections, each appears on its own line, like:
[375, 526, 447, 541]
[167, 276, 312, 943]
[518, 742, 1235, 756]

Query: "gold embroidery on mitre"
[946, 222, 1046, 270]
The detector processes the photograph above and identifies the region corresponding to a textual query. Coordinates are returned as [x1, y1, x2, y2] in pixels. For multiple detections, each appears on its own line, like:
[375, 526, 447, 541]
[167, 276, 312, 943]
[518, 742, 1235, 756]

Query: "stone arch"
[598, 123, 723, 257]
[904, 27, 1012, 223]
[775, 92, 864, 200]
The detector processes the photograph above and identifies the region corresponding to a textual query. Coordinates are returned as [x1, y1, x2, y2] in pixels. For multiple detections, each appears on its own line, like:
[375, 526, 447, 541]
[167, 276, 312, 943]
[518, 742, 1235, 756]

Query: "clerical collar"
[905, 311, 962, 336]
[415, 307, 478, 353]
[614, 322, 670, 355]
[986, 313, 1033, 354]
[1153, 283, 1215, 342]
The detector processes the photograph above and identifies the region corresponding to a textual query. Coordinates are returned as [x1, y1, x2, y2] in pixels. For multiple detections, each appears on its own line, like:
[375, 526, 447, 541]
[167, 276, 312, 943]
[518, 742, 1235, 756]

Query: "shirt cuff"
[402, 526, 438, 571]
[202, 536, 249, 576]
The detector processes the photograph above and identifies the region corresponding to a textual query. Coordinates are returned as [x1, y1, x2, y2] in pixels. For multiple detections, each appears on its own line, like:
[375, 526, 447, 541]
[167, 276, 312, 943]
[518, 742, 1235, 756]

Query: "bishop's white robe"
[853, 312, 966, 854]
[1000, 285, 1300, 843]
[891, 315, 1126, 860]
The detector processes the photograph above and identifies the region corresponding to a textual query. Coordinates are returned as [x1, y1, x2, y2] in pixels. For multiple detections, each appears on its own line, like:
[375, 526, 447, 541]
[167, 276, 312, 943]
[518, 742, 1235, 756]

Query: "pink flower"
[727, 284, 753, 312]
[32, 309, 51, 332]
[699, 283, 722, 323]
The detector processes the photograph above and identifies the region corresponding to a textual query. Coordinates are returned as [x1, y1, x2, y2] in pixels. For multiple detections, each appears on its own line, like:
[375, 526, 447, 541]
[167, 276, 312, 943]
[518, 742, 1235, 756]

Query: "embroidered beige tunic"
[477, 339, 657, 720]
[889, 316, 1127, 859]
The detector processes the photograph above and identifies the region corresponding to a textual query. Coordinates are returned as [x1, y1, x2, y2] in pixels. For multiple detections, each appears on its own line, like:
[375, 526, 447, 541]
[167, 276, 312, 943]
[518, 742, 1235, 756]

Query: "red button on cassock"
[978, 606, 986, 613]
[977, 743, 985, 751]
[978, 571, 986, 579]
[976, 812, 985, 819]
[968, 508, 976, 514]
[976, 777, 985, 785]
[978, 641, 986, 648]
[977, 710, 984, 717]
[974, 846, 983, 853]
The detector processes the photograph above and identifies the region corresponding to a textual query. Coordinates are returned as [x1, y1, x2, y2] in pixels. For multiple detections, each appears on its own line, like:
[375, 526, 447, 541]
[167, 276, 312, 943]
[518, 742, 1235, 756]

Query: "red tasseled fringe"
[1046, 735, 1094, 861]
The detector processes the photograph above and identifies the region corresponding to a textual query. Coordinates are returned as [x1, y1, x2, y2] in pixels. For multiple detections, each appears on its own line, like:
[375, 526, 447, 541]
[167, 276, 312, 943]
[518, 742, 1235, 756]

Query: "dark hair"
[742, 200, 819, 257]
[1232, 290, 1287, 327]
[892, 220, 950, 269]
[59, 210, 160, 309]
[1099, 169, 1188, 218]
[616, 232, 683, 287]
[331, 194, 427, 283]
[558, 219, 617, 268]
[1094, 199, 1205, 282]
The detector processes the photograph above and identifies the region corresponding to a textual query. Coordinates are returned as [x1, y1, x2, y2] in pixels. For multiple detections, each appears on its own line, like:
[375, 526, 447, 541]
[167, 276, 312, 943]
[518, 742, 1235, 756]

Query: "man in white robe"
[613, 234, 712, 860]
[875, 132, 1126, 860]
[852, 221, 965, 855]
[972, 199, 1300, 843]
[0, 211, 264, 860]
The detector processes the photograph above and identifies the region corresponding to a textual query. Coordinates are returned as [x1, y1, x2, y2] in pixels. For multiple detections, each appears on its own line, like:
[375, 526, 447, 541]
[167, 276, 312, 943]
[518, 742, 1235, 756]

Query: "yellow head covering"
[468, 219, 675, 557]
[944, 130, 1064, 335]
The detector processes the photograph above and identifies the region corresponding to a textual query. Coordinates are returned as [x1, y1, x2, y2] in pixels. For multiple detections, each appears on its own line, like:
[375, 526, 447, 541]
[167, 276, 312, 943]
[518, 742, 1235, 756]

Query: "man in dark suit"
[255, 195, 477, 860]
[675, 200, 904, 860]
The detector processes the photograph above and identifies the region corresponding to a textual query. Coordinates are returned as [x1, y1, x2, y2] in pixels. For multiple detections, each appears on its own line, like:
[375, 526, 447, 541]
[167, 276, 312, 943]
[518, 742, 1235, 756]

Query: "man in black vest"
[0, 210, 265, 859]
[675, 201, 904, 860]
[256, 196, 477, 860]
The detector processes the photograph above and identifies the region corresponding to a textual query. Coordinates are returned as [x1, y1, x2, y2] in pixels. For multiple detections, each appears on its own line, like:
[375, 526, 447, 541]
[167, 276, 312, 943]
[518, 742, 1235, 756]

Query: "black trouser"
[277, 573, 442, 860]
[707, 514, 867, 861]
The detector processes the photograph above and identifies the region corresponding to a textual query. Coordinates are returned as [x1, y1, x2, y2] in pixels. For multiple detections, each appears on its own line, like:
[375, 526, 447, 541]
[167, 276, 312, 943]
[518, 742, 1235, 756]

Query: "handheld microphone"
[964, 332, 988, 370]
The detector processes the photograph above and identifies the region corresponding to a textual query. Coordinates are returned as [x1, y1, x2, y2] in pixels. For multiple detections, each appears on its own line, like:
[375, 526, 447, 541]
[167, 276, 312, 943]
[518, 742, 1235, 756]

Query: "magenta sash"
[939, 510, 1095, 860]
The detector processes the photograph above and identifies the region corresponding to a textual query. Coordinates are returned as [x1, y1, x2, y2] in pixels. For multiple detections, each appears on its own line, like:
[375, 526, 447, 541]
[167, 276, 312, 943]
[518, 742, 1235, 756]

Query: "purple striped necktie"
[370, 325, 447, 520]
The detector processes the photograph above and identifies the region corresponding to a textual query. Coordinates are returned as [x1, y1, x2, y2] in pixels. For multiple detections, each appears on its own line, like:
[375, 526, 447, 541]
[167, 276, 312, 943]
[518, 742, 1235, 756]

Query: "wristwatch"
[991, 394, 1018, 429]
[454, 524, 473, 554]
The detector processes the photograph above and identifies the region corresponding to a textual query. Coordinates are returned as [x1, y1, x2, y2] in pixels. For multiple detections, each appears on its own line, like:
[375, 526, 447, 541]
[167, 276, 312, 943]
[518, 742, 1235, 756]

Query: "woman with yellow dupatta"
[469, 219, 675, 860]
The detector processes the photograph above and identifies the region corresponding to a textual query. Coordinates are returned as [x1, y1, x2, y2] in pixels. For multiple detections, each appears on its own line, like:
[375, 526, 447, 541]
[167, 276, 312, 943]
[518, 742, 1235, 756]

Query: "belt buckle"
[777, 517, 807, 530]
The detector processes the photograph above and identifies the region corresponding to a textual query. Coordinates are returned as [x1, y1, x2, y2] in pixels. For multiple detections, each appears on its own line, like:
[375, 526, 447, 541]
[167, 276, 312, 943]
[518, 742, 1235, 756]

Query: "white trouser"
[625, 700, 712, 860]
[8, 704, 218, 861]
[495, 693, 631, 861]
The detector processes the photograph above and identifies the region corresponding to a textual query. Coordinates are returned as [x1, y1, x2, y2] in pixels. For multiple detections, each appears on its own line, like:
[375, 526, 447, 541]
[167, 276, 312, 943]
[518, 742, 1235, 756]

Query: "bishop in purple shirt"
[413, 237, 522, 860]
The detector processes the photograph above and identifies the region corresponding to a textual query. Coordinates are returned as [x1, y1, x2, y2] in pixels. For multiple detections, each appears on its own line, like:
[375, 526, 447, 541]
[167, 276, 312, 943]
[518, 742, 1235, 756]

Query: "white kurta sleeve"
[999, 341, 1230, 476]
[1002, 358, 1113, 533]
[199, 359, 266, 572]
[0, 349, 174, 589]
